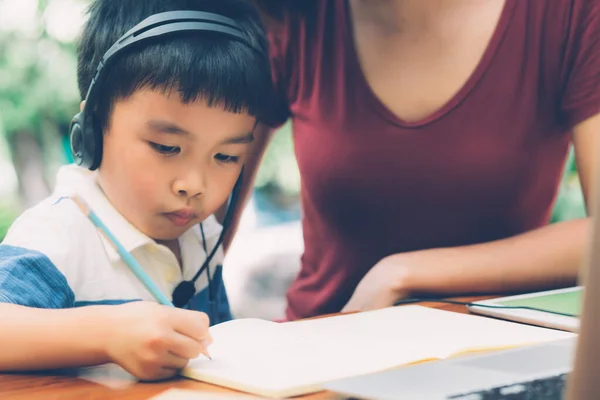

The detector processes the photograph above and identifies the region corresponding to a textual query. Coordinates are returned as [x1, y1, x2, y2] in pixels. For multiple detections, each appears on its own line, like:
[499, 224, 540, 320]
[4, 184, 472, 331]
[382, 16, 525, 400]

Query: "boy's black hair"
[77, 0, 273, 129]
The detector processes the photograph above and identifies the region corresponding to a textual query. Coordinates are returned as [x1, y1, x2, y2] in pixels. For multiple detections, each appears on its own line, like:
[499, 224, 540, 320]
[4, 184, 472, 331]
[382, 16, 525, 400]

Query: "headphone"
[70, 10, 260, 311]
[70, 10, 262, 170]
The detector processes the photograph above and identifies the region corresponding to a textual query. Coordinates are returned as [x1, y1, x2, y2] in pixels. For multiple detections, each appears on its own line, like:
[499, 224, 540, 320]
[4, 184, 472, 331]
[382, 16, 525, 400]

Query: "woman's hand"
[341, 254, 414, 313]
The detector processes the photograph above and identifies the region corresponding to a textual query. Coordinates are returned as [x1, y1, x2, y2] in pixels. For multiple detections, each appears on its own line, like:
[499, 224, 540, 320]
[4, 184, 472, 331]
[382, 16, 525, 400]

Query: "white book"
[182, 306, 574, 398]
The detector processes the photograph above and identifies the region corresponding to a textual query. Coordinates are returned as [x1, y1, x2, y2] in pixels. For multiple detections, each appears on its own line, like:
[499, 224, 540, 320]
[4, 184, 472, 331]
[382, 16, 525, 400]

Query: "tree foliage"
[0, 1, 80, 141]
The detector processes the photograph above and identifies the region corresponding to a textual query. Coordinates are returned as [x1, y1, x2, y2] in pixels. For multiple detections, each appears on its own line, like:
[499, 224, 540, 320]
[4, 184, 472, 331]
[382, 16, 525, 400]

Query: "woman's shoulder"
[258, 0, 345, 125]
[252, 0, 323, 27]
[258, 0, 339, 44]
[523, 0, 599, 28]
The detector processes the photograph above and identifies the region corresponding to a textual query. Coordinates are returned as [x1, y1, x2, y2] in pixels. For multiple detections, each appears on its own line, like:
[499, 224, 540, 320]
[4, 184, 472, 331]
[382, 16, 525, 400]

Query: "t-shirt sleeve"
[0, 201, 81, 308]
[560, 0, 600, 128]
[0, 245, 75, 308]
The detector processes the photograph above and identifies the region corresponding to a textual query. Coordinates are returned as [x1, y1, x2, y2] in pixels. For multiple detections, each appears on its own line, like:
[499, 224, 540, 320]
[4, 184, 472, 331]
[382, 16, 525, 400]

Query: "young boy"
[0, 0, 273, 381]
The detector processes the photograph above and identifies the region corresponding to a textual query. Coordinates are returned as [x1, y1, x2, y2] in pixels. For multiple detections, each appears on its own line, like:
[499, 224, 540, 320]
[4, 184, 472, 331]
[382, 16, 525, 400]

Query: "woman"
[231, 0, 600, 320]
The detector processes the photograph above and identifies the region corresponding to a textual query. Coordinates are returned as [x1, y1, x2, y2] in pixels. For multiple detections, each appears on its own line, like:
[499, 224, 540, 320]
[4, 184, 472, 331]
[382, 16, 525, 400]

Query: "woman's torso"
[265, 0, 600, 319]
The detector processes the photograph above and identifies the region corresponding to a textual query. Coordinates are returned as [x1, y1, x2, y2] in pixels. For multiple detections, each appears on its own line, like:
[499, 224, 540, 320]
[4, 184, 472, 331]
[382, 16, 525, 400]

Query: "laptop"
[324, 196, 600, 398]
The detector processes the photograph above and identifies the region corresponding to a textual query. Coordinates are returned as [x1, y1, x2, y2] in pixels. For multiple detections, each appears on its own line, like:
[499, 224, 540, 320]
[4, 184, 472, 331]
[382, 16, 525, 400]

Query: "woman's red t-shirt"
[266, 0, 600, 320]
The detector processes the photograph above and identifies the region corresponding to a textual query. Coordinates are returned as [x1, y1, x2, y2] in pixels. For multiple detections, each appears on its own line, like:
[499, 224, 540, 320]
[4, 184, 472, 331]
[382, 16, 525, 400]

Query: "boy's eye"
[214, 153, 240, 164]
[149, 142, 180, 155]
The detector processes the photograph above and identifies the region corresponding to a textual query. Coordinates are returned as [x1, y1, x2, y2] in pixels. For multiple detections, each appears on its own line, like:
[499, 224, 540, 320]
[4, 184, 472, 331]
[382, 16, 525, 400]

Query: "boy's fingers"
[136, 354, 186, 382]
[202, 335, 213, 348]
[169, 332, 206, 359]
[142, 366, 184, 382]
[162, 351, 190, 370]
[172, 309, 211, 341]
[138, 368, 178, 382]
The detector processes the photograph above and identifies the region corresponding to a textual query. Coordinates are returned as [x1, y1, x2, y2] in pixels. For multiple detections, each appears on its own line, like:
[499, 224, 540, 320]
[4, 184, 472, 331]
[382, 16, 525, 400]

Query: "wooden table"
[0, 297, 490, 400]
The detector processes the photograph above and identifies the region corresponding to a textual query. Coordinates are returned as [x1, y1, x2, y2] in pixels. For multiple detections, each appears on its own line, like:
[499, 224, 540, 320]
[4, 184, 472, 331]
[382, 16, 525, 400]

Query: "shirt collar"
[52, 165, 210, 264]
[52, 165, 155, 261]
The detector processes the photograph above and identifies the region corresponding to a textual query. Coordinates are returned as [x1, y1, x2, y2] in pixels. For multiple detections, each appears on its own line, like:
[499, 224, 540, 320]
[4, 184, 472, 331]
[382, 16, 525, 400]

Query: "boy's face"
[97, 89, 256, 241]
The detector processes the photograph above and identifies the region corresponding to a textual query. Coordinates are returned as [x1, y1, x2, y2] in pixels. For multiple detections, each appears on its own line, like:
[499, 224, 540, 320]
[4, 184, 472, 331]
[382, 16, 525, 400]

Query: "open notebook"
[182, 305, 574, 398]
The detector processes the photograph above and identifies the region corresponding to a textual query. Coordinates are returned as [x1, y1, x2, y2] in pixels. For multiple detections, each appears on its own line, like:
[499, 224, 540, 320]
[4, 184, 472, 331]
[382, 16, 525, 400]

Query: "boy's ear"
[80, 101, 86, 112]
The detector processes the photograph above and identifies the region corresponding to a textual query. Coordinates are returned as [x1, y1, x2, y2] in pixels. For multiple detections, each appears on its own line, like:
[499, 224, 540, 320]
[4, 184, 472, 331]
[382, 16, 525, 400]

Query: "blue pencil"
[70, 195, 213, 360]
[70, 195, 174, 307]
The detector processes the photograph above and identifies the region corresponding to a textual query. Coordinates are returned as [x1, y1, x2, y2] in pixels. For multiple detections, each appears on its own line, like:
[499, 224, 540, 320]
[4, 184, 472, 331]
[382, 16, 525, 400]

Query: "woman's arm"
[396, 218, 587, 297]
[343, 114, 600, 311]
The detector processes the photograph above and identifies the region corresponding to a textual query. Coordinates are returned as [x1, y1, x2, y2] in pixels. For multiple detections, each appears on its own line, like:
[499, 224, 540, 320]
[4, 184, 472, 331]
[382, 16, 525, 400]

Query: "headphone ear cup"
[69, 111, 103, 170]
[69, 112, 85, 166]
[87, 113, 104, 171]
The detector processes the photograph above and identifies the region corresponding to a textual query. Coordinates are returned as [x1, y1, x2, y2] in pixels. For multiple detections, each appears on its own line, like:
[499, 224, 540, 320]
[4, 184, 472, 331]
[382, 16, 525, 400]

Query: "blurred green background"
[0, 0, 587, 242]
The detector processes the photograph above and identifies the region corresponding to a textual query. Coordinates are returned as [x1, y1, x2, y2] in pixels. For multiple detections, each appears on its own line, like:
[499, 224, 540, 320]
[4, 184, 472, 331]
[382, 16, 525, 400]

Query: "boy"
[0, 0, 273, 381]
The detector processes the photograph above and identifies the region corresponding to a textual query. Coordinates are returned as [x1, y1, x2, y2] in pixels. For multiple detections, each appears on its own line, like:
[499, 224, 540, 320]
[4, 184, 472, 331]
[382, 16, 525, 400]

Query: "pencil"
[70, 195, 212, 360]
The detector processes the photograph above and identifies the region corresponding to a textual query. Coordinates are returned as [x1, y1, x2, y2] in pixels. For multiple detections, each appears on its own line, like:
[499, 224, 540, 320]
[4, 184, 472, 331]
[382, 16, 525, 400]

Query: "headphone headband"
[118, 11, 244, 40]
[84, 11, 262, 105]
[71, 10, 261, 170]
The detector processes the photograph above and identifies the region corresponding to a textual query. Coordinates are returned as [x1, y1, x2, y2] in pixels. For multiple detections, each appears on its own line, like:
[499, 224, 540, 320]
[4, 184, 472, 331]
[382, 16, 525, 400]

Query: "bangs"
[97, 35, 272, 124]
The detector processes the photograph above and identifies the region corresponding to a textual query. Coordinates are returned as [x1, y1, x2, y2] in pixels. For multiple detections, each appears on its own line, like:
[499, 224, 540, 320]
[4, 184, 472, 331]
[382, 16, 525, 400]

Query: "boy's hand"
[103, 302, 212, 381]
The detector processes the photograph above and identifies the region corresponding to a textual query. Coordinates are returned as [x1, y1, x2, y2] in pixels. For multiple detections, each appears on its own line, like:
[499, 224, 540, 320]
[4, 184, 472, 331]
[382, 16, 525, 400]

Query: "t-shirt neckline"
[342, 0, 517, 128]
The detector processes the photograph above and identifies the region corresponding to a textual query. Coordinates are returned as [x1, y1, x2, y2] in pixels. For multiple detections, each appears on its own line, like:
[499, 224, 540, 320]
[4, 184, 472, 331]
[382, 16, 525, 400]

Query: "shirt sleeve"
[560, 0, 600, 128]
[0, 245, 75, 308]
[0, 200, 83, 308]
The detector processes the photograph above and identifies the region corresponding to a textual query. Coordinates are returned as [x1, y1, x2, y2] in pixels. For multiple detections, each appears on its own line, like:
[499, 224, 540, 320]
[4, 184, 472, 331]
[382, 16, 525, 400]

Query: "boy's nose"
[173, 171, 205, 199]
